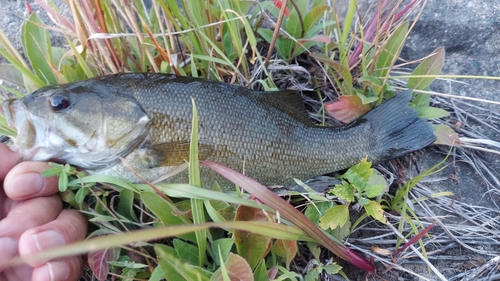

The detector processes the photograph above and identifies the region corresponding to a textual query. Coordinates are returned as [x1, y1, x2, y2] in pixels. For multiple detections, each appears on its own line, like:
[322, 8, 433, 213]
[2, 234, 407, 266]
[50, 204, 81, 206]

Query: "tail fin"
[365, 90, 436, 163]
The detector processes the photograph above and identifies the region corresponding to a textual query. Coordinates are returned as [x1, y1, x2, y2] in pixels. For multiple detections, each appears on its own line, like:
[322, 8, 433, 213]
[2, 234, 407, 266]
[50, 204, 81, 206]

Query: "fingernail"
[32, 230, 65, 252]
[0, 237, 18, 264]
[45, 261, 69, 281]
[16, 172, 44, 197]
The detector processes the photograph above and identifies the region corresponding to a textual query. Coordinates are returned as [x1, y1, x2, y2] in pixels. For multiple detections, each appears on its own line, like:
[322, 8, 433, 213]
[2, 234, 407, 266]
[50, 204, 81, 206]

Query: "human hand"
[0, 143, 87, 281]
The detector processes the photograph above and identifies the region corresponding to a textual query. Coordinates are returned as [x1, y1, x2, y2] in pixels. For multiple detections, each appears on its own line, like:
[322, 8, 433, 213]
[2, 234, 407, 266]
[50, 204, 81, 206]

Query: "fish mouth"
[1, 99, 16, 127]
[1, 99, 40, 158]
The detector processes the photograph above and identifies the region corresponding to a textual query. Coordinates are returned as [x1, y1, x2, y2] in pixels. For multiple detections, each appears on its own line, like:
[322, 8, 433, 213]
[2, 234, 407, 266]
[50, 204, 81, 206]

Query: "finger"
[0, 195, 62, 267]
[32, 257, 83, 281]
[3, 162, 59, 201]
[0, 144, 21, 179]
[0, 195, 62, 238]
[19, 209, 87, 267]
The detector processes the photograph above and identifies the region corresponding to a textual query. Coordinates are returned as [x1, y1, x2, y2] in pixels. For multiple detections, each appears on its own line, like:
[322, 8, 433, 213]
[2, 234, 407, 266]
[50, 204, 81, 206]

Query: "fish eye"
[49, 94, 71, 112]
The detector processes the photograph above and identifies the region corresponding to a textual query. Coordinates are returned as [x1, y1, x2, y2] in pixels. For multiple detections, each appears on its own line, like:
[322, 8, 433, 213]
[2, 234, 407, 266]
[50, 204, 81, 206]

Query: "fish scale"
[2, 73, 436, 190]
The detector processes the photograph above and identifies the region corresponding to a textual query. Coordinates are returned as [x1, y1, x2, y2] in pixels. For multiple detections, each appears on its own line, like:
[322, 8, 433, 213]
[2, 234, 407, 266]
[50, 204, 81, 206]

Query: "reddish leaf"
[325, 95, 371, 124]
[268, 267, 279, 280]
[273, 0, 290, 18]
[225, 253, 254, 281]
[25, 2, 33, 14]
[298, 35, 331, 44]
[88, 248, 119, 281]
[272, 240, 298, 269]
[212, 253, 253, 281]
[233, 205, 273, 269]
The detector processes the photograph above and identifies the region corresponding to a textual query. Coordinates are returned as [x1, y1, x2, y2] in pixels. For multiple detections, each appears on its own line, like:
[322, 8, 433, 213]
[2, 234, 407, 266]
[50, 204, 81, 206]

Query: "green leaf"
[407, 47, 445, 90]
[58, 170, 68, 192]
[374, 22, 409, 78]
[0, 64, 25, 89]
[310, 53, 353, 95]
[21, 13, 57, 85]
[331, 182, 355, 202]
[286, 3, 302, 38]
[433, 124, 461, 146]
[141, 191, 196, 242]
[304, 201, 333, 225]
[355, 92, 379, 104]
[155, 244, 212, 281]
[344, 158, 372, 182]
[323, 263, 342, 274]
[212, 238, 234, 266]
[174, 238, 200, 265]
[417, 107, 449, 119]
[364, 201, 386, 223]
[141, 191, 192, 227]
[155, 245, 184, 281]
[256, 28, 273, 44]
[358, 76, 383, 97]
[304, 262, 322, 281]
[319, 204, 349, 230]
[234, 205, 272, 269]
[410, 92, 431, 108]
[149, 266, 165, 281]
[63, 163, 72, 173]
[253, 260, 268, 281]
[364, 172, 388, 198]
[75, 187, 90, 204]
[117, 188, 139, 226]
[304, 5, 330, 35]
[41, 163, 63, 177]
[358, 197, 370, 206]
[276, 37, 295, 60]
[330, 218, 351, 241]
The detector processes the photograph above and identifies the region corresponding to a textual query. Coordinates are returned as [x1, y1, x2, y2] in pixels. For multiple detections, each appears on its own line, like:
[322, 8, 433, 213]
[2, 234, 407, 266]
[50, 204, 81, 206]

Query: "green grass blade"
[189, 98, 207, 267]
[63, 33, 95, 79]
[0, 28, 30, 70]
[21, 13, 58, 85]
[339, 0, 357, 64]
[374, 21, 409, 79]
[8, 221, 309, 268]
[407, 47, 445, 90]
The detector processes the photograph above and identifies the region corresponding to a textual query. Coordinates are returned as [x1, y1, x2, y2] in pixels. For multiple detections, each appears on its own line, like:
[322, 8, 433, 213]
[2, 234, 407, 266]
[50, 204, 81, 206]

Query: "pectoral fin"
[145, 140, 215, 167]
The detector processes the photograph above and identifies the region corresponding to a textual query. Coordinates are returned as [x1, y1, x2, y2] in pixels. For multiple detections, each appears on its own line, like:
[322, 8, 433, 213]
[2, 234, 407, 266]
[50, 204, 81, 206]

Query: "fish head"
[2, 82, 151, 170]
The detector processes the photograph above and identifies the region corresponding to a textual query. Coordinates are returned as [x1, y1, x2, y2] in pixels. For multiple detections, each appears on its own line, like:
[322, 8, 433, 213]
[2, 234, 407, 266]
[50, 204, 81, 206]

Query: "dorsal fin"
[258, 90, 314, 126]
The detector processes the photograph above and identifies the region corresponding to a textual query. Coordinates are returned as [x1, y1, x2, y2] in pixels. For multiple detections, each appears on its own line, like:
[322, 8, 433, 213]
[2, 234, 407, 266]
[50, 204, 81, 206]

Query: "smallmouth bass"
[2, 73, 435, 189]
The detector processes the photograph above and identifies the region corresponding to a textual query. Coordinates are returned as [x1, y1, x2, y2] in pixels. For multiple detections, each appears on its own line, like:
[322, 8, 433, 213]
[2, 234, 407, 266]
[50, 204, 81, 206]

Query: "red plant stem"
[202, 161, 375, 272]
[348, 0, 418, 69]
[393, 221, 437, 257]
[348, 0, 389, 68]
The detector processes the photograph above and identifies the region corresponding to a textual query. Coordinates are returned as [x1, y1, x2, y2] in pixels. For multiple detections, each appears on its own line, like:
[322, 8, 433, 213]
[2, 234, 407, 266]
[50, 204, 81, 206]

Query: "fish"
[2, 73, 436, 190]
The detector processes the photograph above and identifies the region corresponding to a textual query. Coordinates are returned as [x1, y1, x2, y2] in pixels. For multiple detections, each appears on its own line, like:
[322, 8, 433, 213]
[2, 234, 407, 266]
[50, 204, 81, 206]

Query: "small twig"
[265, 0, 288, 67]
[462, 256, 500, 281]
[396, 87, 500, 105]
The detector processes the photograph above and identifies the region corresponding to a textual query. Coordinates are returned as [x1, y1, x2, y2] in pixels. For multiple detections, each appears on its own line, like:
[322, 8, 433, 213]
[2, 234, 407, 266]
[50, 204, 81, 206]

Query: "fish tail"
[365, 90, 436, 162]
